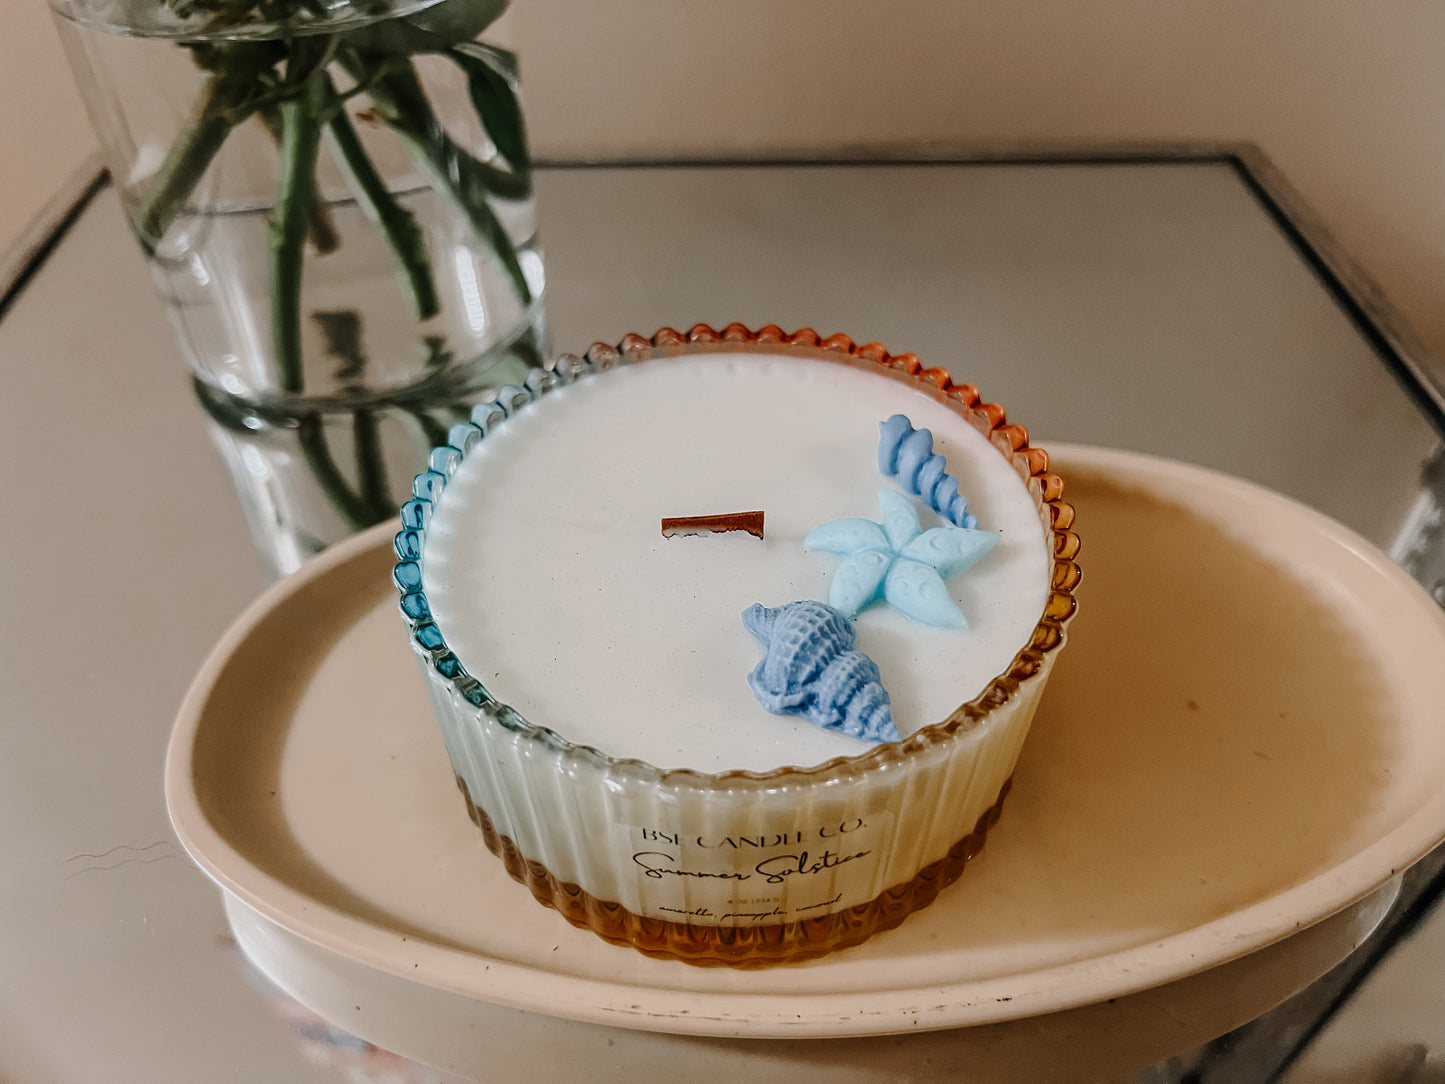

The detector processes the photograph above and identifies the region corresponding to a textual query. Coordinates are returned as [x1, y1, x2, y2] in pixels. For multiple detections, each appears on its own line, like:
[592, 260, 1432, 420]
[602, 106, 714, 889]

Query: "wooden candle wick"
[661, 511, 765, 540]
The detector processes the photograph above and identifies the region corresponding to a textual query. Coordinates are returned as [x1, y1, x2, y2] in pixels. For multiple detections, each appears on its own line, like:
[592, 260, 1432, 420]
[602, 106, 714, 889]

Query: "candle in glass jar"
[421, 350, 1052, 773]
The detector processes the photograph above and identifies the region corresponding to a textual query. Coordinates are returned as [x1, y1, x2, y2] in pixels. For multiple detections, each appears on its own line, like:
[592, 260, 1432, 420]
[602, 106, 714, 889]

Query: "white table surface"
[3, 157, 1441, 1082]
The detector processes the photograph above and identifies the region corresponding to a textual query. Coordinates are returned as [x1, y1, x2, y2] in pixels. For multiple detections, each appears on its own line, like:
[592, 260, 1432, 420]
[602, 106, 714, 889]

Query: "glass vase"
[51, 0, 547, 576]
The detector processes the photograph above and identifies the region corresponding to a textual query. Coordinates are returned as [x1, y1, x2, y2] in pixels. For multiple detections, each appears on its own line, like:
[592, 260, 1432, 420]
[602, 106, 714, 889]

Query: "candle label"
[618, 811, 896, 923]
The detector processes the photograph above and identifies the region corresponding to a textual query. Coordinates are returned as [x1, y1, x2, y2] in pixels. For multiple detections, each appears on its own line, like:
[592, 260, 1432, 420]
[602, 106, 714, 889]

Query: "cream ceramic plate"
[166, 445, 1445, 1039]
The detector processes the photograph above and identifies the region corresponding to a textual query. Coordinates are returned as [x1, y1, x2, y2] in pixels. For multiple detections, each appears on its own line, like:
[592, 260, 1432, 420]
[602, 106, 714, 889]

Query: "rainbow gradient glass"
[393, 323, 1080, 967]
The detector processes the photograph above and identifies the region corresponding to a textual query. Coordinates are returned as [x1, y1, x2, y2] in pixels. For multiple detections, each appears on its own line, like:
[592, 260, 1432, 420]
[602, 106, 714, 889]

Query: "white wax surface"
[423, 352, 1051, 772]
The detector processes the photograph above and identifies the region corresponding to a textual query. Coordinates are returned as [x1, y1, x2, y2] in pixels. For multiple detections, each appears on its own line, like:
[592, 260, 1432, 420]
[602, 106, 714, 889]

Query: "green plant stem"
[296, 413, 382, 530]
[131, 73, 250, 254]
[342, 54, 533, 305]
[351, 407, 393, 520]
[448, 42, 530, 175]
[270, 69, 328, 393]
[511, 324, 546, 370]
[258, 103, 340, 254]
[366, 60, 532, 202]
[322, 77, 440, 321]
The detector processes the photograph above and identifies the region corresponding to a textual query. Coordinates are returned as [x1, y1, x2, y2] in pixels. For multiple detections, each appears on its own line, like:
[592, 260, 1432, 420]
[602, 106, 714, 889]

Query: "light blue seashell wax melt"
[742, 600, 900, 743]
[879, 413, 978, 529]
[805, 489, 999, 629]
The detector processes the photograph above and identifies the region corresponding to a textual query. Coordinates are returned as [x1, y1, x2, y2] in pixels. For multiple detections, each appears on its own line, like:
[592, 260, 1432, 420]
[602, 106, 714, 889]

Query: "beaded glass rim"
[392, 322, 1081, 787]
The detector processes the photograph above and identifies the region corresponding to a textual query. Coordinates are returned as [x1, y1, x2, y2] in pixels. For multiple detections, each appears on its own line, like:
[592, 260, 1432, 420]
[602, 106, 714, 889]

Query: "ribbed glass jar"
[394, 323, 1080, 967]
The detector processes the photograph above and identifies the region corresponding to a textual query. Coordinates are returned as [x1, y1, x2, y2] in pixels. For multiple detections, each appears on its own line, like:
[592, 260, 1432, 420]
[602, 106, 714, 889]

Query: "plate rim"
[165, 443, 1445, 1038]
